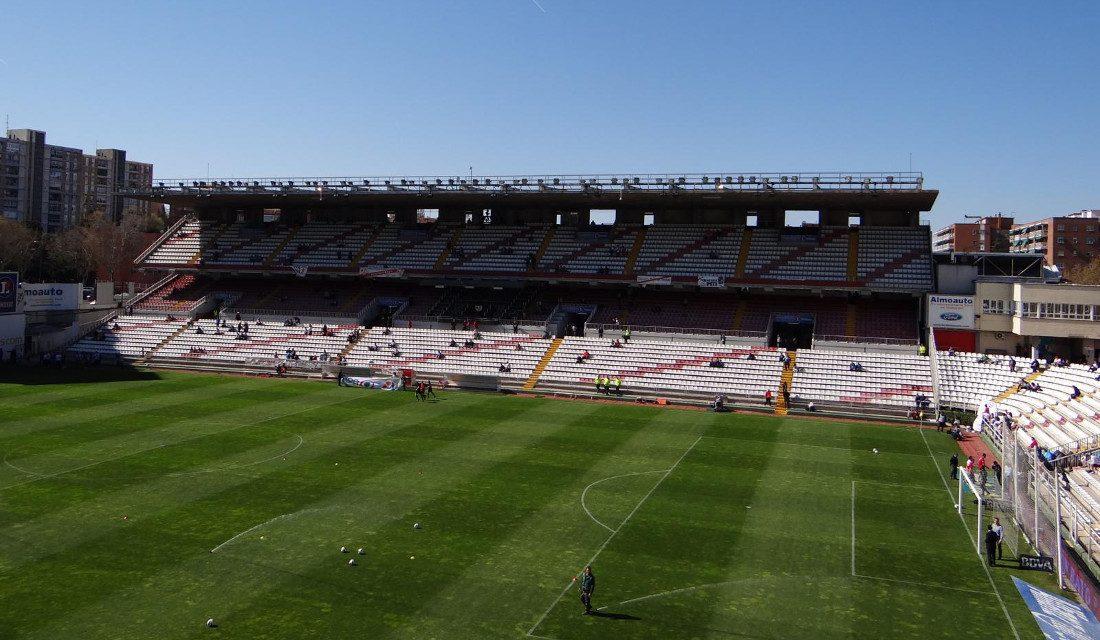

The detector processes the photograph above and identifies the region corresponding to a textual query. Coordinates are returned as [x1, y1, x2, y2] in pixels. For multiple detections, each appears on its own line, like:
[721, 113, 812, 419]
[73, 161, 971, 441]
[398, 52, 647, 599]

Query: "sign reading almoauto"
[21, 283, 80, 312]
[0, 272, 17, 313]
[927, 294, 975, 329]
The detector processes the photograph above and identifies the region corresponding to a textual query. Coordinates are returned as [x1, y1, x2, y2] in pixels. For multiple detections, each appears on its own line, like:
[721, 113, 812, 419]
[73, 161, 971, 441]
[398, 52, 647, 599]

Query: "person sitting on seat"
[746, 351, 755, 360]
[464, 338, 476, 348]
[849, 361, 863, 372]
[195, 325, 204, 334]
[498, 362, 511, 373]
[807, 401, 817, 412]
[449, 338, 458, 347]
[709, 357, 724, 368]
[610, 339, 622, 348]
[112, 322, 121, 331]
[515, 343, 524, 351]
[436, 350, 445, 360]
[1030, 359, 1041, 372]
[713, 395, 726, 412]
[947, 347, 956, 357]
[1070, 385, 1082, 400]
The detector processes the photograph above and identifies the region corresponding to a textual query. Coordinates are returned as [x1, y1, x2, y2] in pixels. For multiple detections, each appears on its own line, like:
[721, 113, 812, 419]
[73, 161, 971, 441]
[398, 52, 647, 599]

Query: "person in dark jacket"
[984, 525, 999, 566]
[949, 452, 959, 480]
[578, 565, 596, 614]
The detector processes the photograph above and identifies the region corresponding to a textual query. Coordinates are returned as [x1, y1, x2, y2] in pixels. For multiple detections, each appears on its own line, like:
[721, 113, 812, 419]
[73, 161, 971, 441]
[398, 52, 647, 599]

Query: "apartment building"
[0, 128, 154, 231]
[1008, 210, 1100, 273]
[932, 215, 1014, 253]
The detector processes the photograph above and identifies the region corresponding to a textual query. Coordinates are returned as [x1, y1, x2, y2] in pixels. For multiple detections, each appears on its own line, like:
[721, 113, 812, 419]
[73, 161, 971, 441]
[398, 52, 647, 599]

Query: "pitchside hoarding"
[21, 283, 80, 312]
[927, 294, 976, 329]
[0, 272, 17, 313]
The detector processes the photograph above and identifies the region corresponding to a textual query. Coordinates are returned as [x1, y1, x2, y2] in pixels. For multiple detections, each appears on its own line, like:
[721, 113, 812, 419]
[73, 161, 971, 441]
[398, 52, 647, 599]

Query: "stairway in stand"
[138, 319, 195, 364]
[775, 351, 797, 415]
[993, 370, 1043, 403]
[522, 338, 562, 390]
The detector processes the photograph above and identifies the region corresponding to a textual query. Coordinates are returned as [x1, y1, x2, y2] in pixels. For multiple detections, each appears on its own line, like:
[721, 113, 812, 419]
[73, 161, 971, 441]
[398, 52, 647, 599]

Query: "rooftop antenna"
[469, 165, 473, 179]
[908, 152, 912, 173]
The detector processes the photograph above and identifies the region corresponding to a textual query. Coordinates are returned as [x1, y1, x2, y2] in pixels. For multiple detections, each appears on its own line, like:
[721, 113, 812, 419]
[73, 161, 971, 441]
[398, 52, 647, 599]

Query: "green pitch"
[0, 369, 1057, 639]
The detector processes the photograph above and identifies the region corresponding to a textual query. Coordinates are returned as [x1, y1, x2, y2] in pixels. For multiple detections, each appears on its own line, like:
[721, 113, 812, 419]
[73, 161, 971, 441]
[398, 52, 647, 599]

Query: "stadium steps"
[776, 351, 796, 415]
[748, 228, 847, 278]
[529, 227, 557, 272]
[263, 225, 302, 268]
[288, 223, 374, 266]
[845, 303, 857, 338]
[635, 227, 730, 276]
[623, 226, 648, 277]
[846, 228, 860, 281]
[522, 338, 562, 390]
[138, 319, 195, 364]
[433, 227, 465, 270]
[731, 300, 747, 333]
[360, 232, 438, 269]
[734, 227, 753, 277]
[993, 370, 1045, 403]
[348, 225, 383, 268]
[188, 223, 229, 266]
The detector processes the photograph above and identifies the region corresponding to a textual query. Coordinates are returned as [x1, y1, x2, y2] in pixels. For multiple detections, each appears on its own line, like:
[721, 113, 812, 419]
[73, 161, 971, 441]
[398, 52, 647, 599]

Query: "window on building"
[1056, 237, 1065, 244]
[1056, 224, 1065, 231]
[982, 299, 1006, 315]
[1087, 238, 1096, 245]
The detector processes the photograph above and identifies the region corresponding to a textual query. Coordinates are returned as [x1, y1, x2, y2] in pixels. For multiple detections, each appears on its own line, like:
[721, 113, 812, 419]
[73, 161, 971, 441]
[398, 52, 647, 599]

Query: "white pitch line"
[851, 480, 857, 576]
[853, 572, 990, 595]
[4, 453, 43, 478]
[210, 510, 308, 553]
[918, 428, 1020, 640]
[580, 469, 667, 533]
[0, 397, 355, 491]
[176, 434, 305, 476]
[597, 579, 740, 611]
[527, 435, 702, 637]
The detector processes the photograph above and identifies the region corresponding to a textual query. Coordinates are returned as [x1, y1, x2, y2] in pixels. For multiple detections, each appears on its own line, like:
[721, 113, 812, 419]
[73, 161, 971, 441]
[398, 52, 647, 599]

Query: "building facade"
[933, 215, 1014, 253]
[1008, 210, 1100, 273]
[0, 128, 154, 231]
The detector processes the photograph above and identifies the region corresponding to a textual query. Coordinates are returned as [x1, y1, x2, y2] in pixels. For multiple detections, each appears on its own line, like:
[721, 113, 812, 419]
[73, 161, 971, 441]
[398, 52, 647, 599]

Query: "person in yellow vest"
[601, 375, 610, 394]
[594, 375, 602, 393]
[918, 344, 927, 356]
[612, 377, 622, 395]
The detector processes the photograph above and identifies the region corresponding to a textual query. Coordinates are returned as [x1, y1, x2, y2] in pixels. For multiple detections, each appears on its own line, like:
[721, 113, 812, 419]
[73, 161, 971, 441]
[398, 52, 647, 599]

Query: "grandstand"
[65, 171, 944, 417]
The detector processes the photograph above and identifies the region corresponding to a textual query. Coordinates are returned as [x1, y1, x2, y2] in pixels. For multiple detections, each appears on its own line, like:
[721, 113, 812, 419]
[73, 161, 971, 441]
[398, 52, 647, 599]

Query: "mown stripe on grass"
[13, 394, 599, 640]
[0, 393, 514, 637]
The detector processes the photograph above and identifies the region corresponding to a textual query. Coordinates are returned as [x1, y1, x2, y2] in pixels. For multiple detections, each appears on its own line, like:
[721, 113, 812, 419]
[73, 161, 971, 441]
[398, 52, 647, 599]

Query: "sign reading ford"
[927, 294, 975, 329]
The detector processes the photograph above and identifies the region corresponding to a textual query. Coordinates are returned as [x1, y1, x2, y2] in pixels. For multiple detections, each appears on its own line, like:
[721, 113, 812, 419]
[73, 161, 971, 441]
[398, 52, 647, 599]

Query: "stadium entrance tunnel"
[558, 312, 589, 338]
[769, 314, 814, 349]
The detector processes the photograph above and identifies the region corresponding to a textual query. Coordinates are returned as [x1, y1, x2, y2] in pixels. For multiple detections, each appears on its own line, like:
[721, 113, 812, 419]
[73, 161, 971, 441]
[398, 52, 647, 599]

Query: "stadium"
[3, 170, 1099, 639]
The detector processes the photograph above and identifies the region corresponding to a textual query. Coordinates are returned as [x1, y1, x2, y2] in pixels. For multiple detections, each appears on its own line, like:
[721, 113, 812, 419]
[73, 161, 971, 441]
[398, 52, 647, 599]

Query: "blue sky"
[2, 0, 1097, 228]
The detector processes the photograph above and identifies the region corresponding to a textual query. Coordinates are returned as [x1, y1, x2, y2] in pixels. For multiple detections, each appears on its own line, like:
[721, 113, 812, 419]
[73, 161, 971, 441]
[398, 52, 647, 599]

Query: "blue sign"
[940, 312, 963, 322]
[1012, 576, 1100, 640]
[0, 272, 17, 313]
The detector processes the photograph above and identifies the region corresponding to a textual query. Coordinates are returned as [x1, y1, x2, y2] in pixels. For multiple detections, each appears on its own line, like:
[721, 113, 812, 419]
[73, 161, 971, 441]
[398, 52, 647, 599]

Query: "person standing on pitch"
[577, 565, 596, 615]
[949, 452, 959, 480]
[992, 517, 1005, 560]
[984, 524, 999, 566]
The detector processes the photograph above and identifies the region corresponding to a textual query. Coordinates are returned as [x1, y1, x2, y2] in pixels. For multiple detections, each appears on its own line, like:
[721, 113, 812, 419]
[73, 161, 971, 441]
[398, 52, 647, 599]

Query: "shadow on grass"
[590, 610, 641, 621]
[0, 365, 164, 386]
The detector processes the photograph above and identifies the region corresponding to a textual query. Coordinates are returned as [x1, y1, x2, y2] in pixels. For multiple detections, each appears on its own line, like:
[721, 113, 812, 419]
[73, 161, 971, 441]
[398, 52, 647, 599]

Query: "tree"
[0, 219, 37, 276]
[81, 211, 146, 285]
[1065, 257, 1100, 285]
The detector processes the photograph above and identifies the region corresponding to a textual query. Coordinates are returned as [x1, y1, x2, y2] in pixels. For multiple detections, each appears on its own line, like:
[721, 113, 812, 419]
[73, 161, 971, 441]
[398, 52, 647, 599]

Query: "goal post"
[957, 468, 984, 555]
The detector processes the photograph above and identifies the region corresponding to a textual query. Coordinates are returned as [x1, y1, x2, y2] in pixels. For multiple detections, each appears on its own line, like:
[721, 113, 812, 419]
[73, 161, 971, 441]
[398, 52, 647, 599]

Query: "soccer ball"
[357, 548, 365, 555]
[340, 546, 348, 553]
[413, 522, 422, 530]
[206, 618, 217, 628]
[872, 448, 879, 454]
[954, 503, 960, 509]
[348, 558, 357, 566]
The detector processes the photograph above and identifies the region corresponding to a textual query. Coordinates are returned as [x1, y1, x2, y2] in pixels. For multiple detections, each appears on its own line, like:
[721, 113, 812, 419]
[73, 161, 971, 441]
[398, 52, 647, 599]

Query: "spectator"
[597, 326, 604, 339]
[807, 401, 816, 412]
[947, 347, 956, 357]
[764, 389, 773, 406]
[1008, 357, 1016, 373]
[848, 361, 862, 372]
[709, 358, 724, 368]
[1070, 385, 1082, 400]
[937, 413, 947, 432]
[1030, 358, 1040, 373]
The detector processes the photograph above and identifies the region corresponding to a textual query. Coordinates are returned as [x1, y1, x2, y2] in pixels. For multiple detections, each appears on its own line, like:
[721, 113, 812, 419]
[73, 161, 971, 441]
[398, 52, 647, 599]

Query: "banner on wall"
[0, 313, 25, 354]
[358, 268, 405, 278]
[927, 294, 975, 329]
[339, 374, 401, 390]
[0, 272, 17, 313]
[21, 283, 80, 312]
[636, 275, 672, 286]
[1011, 577, 1100, 640]
[697, 275, 725, 288]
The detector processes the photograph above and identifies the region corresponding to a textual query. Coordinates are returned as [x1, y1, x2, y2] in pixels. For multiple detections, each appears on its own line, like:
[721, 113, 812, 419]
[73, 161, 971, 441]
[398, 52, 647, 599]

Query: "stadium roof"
[124, 171, 937, 212]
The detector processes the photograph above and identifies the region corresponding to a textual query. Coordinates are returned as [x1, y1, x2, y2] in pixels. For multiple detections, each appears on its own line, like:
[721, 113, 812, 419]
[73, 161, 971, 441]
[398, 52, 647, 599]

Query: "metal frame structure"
[126, 171, 925, 198]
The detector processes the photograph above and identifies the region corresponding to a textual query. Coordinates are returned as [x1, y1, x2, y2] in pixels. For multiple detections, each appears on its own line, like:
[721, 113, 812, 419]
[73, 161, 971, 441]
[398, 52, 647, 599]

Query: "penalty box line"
[526, 434, 703, 638]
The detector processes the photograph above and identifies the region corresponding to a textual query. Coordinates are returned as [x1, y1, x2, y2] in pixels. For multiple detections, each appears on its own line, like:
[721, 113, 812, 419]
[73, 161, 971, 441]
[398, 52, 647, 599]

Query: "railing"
[814, 334, 918, 346]
[129, 171, 926, 198]
[133, 215, 191, 265]
[226, 307, 358, 323]
[588, 324, 767, 341]
[124, 273, 177, 311]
